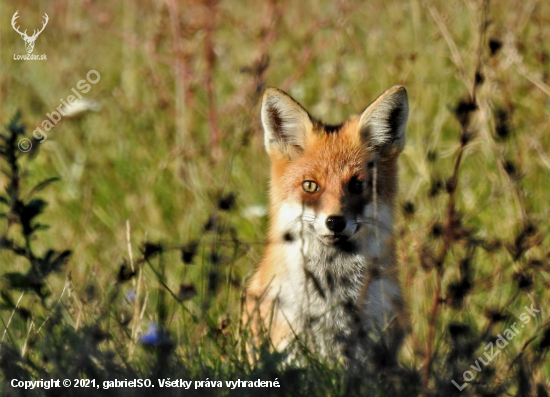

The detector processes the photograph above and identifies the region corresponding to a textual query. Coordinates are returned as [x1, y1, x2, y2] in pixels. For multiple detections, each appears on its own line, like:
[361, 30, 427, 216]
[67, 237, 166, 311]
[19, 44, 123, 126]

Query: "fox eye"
[302, 180, 319, 193]
[349, 176, 365, 194]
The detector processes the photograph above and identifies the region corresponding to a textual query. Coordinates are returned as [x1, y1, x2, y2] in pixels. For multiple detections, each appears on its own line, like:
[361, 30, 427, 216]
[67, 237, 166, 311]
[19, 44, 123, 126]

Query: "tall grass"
[1, 0, 549, 395]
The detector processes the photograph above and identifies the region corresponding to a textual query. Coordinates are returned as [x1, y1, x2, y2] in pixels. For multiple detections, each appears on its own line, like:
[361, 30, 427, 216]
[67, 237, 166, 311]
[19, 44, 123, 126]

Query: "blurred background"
[1, 0, 549, 395]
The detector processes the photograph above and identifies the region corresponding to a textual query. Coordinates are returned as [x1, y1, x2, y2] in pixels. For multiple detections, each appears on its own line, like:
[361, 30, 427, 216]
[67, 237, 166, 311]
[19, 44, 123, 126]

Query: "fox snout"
[325, 216, 346, 233]
[306, 179, 371, 244]
[310, 211, 361, 246]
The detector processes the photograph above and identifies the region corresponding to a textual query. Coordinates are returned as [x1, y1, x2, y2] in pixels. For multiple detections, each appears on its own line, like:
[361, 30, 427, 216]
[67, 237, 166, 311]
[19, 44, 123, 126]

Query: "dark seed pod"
[402, 201, 415, 216]
[181, 241, 198, 264]
[488, 38, 503, 55]
[217, 193, 236, 211]
[448, 322, 470, 340]
[484, 308, 509, 323]
[177, 283, 197, 302]
[141, 242, 163, 260]
[514, 272, 533, 292]
[117, 261, 136, 284]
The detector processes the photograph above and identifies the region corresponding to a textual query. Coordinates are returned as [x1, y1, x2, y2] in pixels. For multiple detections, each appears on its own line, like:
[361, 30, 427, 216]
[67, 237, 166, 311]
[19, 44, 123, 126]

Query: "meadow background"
[1, 0, 549, 395]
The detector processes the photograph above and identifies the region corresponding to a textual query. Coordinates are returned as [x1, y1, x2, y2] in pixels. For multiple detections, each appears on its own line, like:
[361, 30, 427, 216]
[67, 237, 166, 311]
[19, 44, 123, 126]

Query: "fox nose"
[325, 216, 346, 233]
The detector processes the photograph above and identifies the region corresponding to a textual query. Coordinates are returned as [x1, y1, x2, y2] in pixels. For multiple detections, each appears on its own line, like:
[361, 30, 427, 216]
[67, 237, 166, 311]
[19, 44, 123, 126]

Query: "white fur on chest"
[270, 202, 399, 354]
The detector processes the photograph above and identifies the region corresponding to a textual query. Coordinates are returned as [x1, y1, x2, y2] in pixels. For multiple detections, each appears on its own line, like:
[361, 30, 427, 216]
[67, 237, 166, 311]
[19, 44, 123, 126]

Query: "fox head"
[261, 86, 408, 250]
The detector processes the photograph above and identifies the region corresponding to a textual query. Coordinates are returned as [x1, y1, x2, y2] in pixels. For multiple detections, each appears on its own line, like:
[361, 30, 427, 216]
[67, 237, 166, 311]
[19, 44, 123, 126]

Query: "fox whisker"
[357, 219, 392, 235]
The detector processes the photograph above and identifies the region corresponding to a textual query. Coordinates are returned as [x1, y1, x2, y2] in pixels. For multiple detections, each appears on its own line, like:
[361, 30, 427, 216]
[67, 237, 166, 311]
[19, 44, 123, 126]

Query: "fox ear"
[261, 88, 313, 159]
[357, 85, 409, 156]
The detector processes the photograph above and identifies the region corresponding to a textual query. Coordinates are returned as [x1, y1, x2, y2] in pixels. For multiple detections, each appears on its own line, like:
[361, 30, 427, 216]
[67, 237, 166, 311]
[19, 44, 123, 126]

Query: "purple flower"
[139, 322, 172, 348]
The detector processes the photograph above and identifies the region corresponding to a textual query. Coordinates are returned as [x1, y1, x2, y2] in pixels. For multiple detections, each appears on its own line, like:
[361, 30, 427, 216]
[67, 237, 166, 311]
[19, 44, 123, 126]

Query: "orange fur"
[244, 86, 409, 363]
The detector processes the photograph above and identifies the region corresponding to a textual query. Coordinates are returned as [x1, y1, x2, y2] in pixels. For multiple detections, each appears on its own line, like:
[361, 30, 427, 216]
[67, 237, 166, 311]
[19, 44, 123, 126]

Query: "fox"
[244, 85, 409, 366]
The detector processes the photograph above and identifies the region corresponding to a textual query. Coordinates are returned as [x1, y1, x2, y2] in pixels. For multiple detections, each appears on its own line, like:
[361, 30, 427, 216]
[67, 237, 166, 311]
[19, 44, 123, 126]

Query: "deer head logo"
[11, 10, 49, 54]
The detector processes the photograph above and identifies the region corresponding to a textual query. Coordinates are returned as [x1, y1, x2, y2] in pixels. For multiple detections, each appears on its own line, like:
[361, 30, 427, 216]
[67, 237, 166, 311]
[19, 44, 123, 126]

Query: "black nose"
[326, 216, 346, 233]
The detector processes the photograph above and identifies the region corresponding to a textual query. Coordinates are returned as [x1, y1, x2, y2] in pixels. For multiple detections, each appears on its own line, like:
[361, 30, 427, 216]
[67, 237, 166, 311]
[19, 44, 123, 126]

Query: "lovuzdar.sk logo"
[12, 10, 48, 60]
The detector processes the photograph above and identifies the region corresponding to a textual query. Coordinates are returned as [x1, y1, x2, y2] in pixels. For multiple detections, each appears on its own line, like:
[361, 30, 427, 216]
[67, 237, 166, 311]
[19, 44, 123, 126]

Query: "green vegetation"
[1, 0, 549, 395]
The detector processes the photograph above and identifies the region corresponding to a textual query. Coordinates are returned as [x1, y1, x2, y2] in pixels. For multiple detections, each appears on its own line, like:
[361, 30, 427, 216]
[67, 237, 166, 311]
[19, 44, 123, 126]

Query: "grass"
[1, 0, 549, 395]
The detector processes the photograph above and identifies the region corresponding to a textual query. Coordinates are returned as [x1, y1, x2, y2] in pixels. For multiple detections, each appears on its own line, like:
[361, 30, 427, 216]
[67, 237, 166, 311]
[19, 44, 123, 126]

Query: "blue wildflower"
[139, 322, 172, 348]
[126, 289, 135, 303]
